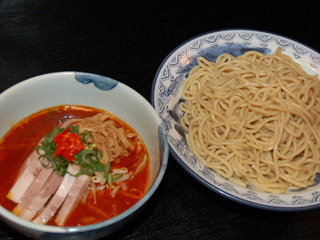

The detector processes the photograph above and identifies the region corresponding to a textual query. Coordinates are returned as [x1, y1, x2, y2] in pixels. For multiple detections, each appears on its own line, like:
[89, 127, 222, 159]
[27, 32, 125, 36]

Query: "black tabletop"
[1, 1, 320, 239]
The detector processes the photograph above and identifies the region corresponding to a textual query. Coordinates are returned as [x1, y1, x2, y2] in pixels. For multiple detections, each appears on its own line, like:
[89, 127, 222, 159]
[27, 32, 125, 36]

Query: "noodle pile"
[179, 48, 320, 193]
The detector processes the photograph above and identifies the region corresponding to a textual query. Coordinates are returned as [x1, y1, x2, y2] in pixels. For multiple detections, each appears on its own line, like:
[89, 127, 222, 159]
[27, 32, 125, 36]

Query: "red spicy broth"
[0, 105, 149, 226]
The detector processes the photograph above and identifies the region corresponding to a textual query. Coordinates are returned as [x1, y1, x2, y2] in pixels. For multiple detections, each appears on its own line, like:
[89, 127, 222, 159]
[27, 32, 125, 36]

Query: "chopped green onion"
[37, 125, 112, 180]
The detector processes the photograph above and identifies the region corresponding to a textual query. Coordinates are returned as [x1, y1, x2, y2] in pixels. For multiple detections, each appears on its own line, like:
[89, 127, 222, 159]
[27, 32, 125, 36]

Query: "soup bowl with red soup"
[0, 72, 168, 239]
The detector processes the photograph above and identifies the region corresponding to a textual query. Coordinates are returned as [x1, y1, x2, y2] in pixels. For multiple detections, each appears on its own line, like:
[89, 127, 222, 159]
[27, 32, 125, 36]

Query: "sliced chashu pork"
[6, 150, 42, 203]
[12, 166, 54, 215]
[19, 171, 63, 221]
[32, 164, 80, 225]
[55, 173, 90, 226]
[7, 121, 93, 225]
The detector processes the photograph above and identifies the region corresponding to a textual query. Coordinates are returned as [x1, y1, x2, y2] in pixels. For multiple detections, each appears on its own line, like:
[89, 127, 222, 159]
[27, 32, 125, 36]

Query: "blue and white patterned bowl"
[151, 29, 320, 211]
[0, 72, 169, 239]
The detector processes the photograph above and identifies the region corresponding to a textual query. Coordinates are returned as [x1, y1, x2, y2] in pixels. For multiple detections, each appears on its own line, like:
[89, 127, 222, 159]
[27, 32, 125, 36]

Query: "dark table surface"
[1, 1, 320, 239]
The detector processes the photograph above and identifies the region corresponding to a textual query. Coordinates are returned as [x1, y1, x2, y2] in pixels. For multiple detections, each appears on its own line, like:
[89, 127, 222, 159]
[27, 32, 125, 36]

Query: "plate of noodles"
[151, 29, 320, 211]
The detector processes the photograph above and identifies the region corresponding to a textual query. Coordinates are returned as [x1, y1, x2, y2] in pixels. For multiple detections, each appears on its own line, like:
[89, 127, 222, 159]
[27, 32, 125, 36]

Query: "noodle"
[179, 48, 320, 193]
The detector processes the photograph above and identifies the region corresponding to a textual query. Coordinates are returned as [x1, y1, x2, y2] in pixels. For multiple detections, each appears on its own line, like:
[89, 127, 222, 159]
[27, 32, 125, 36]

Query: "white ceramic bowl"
[0, 72, 169, 239]
[152, 29, 320, 211]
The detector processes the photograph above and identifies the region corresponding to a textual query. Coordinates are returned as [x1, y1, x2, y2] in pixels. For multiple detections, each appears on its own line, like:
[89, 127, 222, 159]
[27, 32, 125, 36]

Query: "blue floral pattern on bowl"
[75, 72, 118, 90]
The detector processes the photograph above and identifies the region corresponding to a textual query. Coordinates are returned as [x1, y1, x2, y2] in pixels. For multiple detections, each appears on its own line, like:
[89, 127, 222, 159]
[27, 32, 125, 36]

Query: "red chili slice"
[53, 127, 84, 162]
